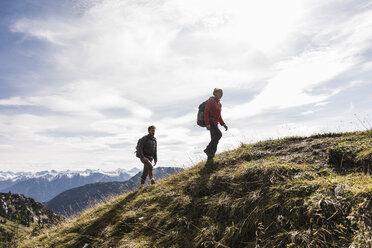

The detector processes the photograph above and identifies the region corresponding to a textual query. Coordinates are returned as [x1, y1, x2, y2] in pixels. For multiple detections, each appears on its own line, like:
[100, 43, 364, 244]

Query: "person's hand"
[141, 157, 148, 163]
[223, 124, 228, 131]
[206, 124, 211, 130]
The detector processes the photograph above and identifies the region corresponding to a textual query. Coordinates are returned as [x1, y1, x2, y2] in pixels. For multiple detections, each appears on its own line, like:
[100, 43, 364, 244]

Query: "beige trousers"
[141, 159, 155, 185]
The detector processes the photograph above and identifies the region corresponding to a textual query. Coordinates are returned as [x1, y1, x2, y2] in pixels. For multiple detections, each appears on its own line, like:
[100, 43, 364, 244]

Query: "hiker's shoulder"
[144, 135, 156, 141]
[209, 96, 220, 104]
[207, 96, 215, 103]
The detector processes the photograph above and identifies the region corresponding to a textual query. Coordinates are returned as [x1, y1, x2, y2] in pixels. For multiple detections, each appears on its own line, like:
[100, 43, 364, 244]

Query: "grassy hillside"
[0, 193, 63, 247]
[18, 130, 371, 248]
[0, 218, 35, 246]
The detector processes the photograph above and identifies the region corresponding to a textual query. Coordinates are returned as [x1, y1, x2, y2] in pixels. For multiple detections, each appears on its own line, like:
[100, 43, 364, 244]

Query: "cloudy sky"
[0, 0, 371, 172]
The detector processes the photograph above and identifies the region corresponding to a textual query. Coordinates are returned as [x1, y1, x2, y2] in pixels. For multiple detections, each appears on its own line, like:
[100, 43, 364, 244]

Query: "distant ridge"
[46, 167, 183, 217]
[0, 168, 139, 202]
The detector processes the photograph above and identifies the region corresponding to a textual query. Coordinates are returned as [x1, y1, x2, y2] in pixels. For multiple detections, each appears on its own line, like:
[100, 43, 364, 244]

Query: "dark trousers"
[205, 122, 222, 157]
[141, 158, 155, 185]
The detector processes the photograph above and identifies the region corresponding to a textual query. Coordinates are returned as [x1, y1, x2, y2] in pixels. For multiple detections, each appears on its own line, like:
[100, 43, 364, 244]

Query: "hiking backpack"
[135, 136, 145, 158]
[197, 98, 216, 127]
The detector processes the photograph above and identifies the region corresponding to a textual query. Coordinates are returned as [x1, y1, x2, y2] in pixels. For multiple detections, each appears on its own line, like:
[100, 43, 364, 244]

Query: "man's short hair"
[148, 125, 156, 132]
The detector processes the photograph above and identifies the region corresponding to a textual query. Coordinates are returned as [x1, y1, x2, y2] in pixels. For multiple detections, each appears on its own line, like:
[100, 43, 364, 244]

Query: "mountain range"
[0, 168, 141, 202]
[46, 167, 183, 217]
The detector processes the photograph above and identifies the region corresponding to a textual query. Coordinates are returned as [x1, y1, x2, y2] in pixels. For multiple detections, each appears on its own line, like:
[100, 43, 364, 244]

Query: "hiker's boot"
[203, 148, 209, 156]
[140, 177, 146, 189]
[151, 179, 156, 185]
[205, 156, 214, 168]
[204, 148, 214, 158]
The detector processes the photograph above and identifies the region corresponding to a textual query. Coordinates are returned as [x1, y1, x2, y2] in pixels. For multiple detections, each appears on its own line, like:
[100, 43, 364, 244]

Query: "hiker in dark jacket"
[138, 125, 157, 188]
[204, 88, 228, 162]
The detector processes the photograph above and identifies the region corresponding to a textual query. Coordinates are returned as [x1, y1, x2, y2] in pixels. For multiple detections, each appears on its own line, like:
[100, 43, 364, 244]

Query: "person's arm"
[153, 139, 157, 166]
[219, 114, 225, 126]
[204, 99, 212, 129]
[218, 104, 228, 131]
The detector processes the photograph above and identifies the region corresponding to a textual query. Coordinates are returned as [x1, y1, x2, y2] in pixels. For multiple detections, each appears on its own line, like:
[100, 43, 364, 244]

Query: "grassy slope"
[0, 219, 34, 245]
[18, 131, 372, 248]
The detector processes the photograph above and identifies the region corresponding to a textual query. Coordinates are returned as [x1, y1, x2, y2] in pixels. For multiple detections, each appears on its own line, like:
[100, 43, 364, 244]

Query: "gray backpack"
[135, 136, 146, 158]
[197, 98, 216, 127]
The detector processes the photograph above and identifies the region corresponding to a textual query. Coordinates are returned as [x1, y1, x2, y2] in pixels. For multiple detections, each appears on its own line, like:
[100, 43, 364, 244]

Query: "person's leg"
[210, 122, 222, 157]
[148, 159, 155, 184]
[140, 161, 150, 188]
[206, 122, 222, 158]
[205, 124, 214, 157]
[149, 169, 155, 184]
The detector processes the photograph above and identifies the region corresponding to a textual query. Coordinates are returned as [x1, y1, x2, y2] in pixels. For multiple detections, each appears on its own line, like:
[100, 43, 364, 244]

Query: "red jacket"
[204, 96, 225, 126]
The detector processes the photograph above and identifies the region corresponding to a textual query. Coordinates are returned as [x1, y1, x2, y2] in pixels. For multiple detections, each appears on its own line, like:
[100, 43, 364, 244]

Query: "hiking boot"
[203, 148, 208, 155]
[205, 156, 214, 167]
[204, 158, 215, 171]
[151, 179, 156, 185]
[139, 184, 144, 189]
[204, 148, 214, 157]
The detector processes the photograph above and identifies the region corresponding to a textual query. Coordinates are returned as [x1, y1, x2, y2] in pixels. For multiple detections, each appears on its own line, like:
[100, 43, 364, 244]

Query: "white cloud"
[314, 102, 329, 107]
[301, 110, 315, 116]
[9, 0, 311, 104]
[0, 81, 152, 118]
[0, 145, 14, 150]
[226, 49, 353, 119]
[1, 0, 371, 171]
[0, 97, 38, 106]
[361, 61, 372, 72]
[347, 102, 355, 113]
[349, 80, 364, 87]
[226, 7, 372, 120]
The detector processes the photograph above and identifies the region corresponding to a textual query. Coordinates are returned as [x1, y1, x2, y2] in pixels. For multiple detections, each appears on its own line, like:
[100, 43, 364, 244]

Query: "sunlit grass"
[17, 130, 372, 248]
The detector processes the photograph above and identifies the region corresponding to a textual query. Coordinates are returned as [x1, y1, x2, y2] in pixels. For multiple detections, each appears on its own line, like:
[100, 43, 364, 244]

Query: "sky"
[0, 0, 371, 172]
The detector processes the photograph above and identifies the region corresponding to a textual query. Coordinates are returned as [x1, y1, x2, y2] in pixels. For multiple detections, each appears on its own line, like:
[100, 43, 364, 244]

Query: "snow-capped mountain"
[46, 167, 184, 217]
[0, 168, 140, 182]
[0, 168, 142, 202]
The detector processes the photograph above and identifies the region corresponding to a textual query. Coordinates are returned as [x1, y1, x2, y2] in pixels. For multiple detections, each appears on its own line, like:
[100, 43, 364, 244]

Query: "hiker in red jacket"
[203, 88, 228, 162]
